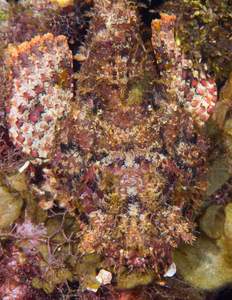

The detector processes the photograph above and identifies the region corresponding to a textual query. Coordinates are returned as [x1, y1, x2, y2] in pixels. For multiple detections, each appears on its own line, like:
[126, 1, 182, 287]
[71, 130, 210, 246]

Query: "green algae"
[172, 203, 232, 290]
[75, 253, 104, 291]
[0, 185, 23, 228]
[161, 0, 232, 77]
[117, 268, 156, 289]
[32, 268, 74, 294]
[204, 158, 232, 197]
[0, 171, 30, 229]
[0, 9, 8, 23]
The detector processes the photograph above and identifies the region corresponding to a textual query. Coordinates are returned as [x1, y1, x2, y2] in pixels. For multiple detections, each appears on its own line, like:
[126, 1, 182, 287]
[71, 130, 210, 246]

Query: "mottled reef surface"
[0, 0, 232, 299]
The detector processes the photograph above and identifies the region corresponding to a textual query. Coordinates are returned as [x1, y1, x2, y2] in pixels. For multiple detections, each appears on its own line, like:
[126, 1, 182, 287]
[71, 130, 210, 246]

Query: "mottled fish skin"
[7, 33, 73, 158]
[6, 0, 214, 274]
[51, 0, 209, 272]
[151, 14, 217, 126]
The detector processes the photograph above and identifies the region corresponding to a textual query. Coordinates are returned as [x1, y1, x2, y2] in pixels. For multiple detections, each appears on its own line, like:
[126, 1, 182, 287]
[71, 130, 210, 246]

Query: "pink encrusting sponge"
[151, 14, 217, 126]
[6, 33, 73, 158]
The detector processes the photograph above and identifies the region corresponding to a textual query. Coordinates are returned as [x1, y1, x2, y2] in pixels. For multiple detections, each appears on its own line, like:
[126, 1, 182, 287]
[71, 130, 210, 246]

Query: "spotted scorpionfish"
[6, 0, 217, 274]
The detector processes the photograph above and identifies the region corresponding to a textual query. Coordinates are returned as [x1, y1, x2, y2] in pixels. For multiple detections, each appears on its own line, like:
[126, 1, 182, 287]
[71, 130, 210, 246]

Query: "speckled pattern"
[7, 33, 73, 158]
[152, 14, 217, 126]
[6, 0, 216, 274]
